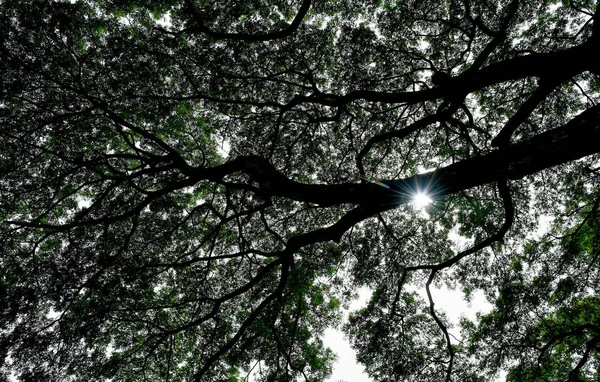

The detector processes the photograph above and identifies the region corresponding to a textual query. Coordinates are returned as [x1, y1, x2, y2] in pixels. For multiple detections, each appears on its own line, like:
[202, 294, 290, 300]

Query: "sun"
[412, 192, 432, 210]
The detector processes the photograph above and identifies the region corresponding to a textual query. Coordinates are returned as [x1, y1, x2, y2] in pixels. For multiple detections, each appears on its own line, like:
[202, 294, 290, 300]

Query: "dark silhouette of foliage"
[1, 0, 600, 380]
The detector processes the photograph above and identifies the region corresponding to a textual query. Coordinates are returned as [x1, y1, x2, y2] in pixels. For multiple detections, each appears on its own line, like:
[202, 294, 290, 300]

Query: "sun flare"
[412, 192, 432, 210]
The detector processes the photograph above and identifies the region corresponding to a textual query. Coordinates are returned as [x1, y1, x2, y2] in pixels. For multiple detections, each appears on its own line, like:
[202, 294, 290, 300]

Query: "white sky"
[323, 287, 372, 382]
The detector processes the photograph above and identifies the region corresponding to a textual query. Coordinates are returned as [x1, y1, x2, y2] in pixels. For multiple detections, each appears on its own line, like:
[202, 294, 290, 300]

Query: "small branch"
[406, 180, 514, 272]
[193, 259, 291, 381]
[467, 0, 519, 71]
[357, 106, 455, 177]
[186, 0, 311, 42]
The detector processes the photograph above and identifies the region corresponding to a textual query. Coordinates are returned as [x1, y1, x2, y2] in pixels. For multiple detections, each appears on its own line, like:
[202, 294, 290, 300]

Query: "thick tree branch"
[567, 333, 600, 381]
[592, 2, 600, 38]
[202, 102, 600, 212]
[295, 40, 596, 107]
[491, 79, 563, 148]
[9, 104, 600, 234]
[254, 98, 600, 264]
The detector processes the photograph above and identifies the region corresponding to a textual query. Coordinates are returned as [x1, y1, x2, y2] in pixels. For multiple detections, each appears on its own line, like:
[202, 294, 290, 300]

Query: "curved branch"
[537, 323, 600, 362]
[406, 180, 514, 272]
[193, 259, 291, 381]
[357, 106, 455, 177]
[425, 271, 454, 382]
[186, 0, 311, 41]
[567, 333, 600, 381]
[467, 0, 519, 71]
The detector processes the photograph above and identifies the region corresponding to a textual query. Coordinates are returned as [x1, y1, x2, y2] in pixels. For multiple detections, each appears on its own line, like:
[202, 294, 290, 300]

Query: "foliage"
[1, 0, 600, 380]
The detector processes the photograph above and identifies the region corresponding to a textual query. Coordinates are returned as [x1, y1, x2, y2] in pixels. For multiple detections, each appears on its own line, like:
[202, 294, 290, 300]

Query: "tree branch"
[491, 79, 562, 148]
[292, 40, 595, 107]
[186, 0, 311, 41]
[425, 270, 454, 382]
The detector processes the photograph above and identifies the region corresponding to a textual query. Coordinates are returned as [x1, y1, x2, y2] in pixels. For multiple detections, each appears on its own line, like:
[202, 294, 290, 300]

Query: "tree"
[1, 0, 600, 380]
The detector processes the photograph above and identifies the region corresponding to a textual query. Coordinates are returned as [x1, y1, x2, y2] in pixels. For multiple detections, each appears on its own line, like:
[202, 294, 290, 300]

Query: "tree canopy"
[2, 0, 600, 380]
